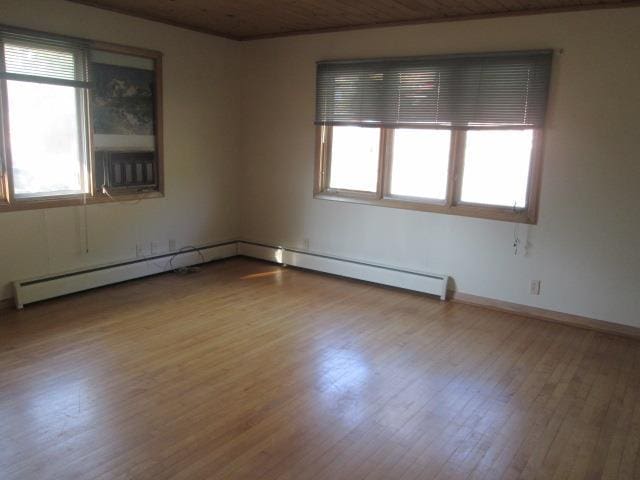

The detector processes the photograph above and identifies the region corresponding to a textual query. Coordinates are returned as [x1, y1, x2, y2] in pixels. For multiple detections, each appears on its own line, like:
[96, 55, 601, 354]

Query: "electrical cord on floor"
[169, 246, 206, 274]
[138, 250, 173, 272]
[136, 245, 206, 274]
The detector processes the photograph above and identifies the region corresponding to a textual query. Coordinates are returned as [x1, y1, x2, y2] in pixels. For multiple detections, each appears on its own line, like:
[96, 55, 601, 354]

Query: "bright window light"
[329, 126, 380, 192]
[460, 129, 534, 208]
[7, 80, 86, 197]
[390, 129, 450, 200]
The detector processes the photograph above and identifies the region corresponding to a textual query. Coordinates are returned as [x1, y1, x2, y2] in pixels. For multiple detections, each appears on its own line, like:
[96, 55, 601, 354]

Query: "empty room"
[1, 0, 639, 478]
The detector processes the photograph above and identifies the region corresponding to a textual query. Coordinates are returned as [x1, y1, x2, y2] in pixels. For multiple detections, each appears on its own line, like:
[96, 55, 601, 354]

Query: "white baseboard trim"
[237, 241, 448, 300]
[12, 241, 238, 309]
[5, 239, 638, 341]
[235, 240, 639, 340]
[285, 249, 448, 299]
[8, 240, 447, 308]
[237, 241, 284, 263]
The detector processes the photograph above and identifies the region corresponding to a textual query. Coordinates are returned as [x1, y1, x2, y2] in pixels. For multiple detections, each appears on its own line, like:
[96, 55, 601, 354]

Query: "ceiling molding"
[66, 0, 241, 40]
[239, 1, 640, 41]
[65, 0, 640, 42]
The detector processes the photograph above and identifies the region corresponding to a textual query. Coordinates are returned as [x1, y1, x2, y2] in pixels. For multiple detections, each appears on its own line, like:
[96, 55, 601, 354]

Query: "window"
[328, 126, 380, 192]
[1, 38, 90, 201]
[0, 27, 163, 212]
[314, 51, 552, 223]
[7, 69, 88, 198]
[389, 129, 451, 201]
[459, 129, 534, 208]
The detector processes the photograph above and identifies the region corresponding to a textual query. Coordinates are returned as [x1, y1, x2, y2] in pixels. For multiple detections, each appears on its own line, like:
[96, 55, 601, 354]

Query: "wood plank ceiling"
[69, 0, 638, 40]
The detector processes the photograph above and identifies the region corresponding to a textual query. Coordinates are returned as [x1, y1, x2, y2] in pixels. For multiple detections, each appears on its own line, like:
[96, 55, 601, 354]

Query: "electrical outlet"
[169, 239, 177, 252]
[530, 280, 541, 295]
[136, 244, 145, 258]
[150, 241, 160, 255]
[303, 238, 310, 250]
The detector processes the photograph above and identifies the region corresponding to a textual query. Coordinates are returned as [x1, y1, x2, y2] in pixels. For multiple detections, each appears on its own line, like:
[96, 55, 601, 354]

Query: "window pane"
[390, 129, 450, 200]
[329, 126, 380, 192]
[7, 80, 86, 197]
[460, 129, 533, 208]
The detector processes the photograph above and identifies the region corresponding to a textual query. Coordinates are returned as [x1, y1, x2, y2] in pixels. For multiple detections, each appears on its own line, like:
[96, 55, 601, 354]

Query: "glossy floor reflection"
[1, 257, 639, 479]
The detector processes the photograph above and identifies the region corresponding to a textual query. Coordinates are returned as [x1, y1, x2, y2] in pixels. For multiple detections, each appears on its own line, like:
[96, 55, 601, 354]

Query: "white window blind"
[0, 31, 89, 88]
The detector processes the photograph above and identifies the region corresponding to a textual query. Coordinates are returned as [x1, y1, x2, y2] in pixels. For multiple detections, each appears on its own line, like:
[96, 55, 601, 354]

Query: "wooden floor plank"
[1, 257, 639, 479]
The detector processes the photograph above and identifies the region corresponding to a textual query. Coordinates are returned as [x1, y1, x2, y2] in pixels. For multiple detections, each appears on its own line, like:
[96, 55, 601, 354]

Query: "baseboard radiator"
[13, 242, 238, 309]
[238, 241, 448, 300]
[11, 240, 637, 340]
[12, 240, 448, 308]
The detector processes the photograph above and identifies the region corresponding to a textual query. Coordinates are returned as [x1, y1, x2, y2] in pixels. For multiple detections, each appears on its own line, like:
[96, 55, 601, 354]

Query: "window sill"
[0, 191, 163, 213]
[314, 191, 536, 224]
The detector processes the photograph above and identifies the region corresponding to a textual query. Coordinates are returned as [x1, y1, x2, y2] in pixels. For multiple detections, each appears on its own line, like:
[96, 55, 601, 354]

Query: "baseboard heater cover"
[238, 241, 448, 300]
[237, 241, 284, 263]
[13, 242, 238, 309]
[12, 241, 447, 308]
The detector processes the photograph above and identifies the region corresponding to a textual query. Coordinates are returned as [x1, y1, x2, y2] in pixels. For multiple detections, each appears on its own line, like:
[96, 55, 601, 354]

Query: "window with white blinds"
[1, 33, 89, 87]
[314, 50, 553, 223]
[0, 25, 163, 210]
[0, 31, 90, 199]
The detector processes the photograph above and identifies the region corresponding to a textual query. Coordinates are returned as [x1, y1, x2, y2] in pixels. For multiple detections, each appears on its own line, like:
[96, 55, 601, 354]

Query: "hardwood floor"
[1, 257, 639, 479]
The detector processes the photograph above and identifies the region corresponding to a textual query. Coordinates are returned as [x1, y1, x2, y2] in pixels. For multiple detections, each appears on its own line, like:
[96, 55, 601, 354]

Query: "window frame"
[4, 42, 91, 201]
[0, 26, 164, 213]
[314, 125, 544, 224]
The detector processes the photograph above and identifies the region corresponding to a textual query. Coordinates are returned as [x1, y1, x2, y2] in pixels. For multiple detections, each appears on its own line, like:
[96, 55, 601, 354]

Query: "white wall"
[0, 0, 242, 299]
[1, 3, 638, 328]
[238, 8, 640, 327]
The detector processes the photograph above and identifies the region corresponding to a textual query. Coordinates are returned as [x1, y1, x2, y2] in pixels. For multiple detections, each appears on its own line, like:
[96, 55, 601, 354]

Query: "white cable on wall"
[82, 192, 90, 254]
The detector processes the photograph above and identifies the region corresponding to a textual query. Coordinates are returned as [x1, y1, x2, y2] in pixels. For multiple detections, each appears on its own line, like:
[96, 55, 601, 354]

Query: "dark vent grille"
[96, 151, 157, 191]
